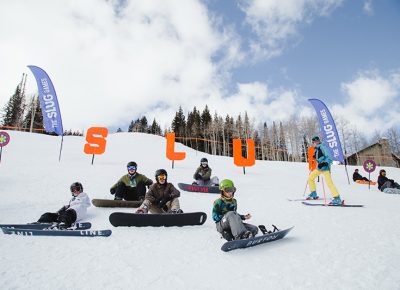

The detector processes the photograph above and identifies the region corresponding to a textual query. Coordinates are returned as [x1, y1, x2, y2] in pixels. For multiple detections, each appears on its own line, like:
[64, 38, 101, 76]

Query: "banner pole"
[58, 135, 64, 162]
[0, 147, 2, 164]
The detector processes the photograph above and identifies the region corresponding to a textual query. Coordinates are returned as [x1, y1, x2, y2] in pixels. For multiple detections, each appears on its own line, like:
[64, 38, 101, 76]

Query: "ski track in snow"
[0, 131, 400, 289]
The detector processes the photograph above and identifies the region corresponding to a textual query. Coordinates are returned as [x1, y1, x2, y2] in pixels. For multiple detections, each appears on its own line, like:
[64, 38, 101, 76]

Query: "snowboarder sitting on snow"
[212, 179, 258, 241]
[377, 169, 400, 192]
[192, 157, 219, 186]
[110, 161, 153, 201]
[307, 135, 343, 205]
[36, 182, 91, 229]
[135, 169, 183, 214]
[353, 169, 371, 182]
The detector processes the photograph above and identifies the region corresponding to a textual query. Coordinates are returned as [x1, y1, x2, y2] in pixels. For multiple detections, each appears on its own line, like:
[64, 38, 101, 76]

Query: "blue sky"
[0, 0, 399, 135]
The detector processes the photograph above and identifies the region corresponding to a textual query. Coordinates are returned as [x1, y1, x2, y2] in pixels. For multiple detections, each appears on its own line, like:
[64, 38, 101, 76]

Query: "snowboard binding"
[258, 224, 280, 235]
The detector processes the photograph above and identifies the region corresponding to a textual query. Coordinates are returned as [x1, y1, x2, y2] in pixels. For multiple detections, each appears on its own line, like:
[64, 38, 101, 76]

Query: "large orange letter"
[84, 127, 108, 155]
[233, 139, 255, 167]
[166, 132, 186, 160]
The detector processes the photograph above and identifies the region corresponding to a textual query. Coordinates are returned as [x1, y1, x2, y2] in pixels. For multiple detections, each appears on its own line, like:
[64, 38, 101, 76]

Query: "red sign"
[363, 159, 376, 173]
[0, 131, 10, 147]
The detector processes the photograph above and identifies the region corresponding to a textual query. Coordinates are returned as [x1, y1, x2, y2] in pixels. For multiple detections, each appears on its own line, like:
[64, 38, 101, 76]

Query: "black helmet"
[311, 135, 320, 142]
[379, 169, 386, 175]
[70, 182, 83, 193]
[200, 158, 208, 163]
[155, 169, 168, 183]
[127, 161, 137, 168]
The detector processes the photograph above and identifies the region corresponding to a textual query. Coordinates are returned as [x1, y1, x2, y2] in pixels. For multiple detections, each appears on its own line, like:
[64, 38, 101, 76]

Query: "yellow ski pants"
[308, 169, 340, 198]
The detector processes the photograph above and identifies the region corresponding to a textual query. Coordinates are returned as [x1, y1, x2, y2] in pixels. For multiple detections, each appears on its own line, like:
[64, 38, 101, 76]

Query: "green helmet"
[219, 179, 234, 191]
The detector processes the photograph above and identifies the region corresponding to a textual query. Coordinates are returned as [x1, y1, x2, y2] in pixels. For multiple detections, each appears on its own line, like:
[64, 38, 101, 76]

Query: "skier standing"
[37, 182, 91, 228]
[307, 135, 343, 205]
[110, 161, 153, 201]
[212, 179, 258, 240]
[135, 169, 183, 214]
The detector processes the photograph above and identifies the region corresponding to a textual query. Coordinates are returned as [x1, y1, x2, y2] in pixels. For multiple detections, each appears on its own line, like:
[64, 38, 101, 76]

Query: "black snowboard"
[221, 226, 294, 252]
[109, 212, 207, 227]
[302, 201, 364, 207]
[92, 199, 142, 208]
[178, 183, 220, 194]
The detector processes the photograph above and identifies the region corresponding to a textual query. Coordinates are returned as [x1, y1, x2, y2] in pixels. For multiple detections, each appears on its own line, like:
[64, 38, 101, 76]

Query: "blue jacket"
[315, 143, 332, 171]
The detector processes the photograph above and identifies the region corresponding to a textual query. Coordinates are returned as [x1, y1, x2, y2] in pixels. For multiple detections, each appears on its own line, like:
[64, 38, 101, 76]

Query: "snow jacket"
[212, 197, 245, 223]
[110, 173, 153, 193]
[353, 172, 365, 181]
[315, 143, 332, 171]
[66, 192, 91, 222]
[193, 166, 212, 181]
[144, 182, 180, 205]
[377, 175, 394, 191]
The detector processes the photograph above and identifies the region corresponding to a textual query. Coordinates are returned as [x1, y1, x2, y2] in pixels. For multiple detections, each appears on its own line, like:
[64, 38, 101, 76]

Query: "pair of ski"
[287, 198, 364, 207]
[0, 222, 112, 237]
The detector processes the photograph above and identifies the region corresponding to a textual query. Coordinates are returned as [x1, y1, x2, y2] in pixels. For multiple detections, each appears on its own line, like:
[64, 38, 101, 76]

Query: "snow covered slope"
[0, 131, 399, 289]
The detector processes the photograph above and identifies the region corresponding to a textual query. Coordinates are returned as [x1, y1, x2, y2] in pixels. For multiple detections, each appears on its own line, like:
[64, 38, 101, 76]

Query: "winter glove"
[318, 162, 328, 169]
[157, 196, 171, 209]
[135, 207, 148, 214]
[57, 205, 70, 214]
[194, 173, 202, 180]
[110, 187, 116, 195]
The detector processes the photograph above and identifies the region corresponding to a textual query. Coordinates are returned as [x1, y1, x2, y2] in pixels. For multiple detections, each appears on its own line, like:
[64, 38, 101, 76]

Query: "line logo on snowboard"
[246, 233, 279, 246]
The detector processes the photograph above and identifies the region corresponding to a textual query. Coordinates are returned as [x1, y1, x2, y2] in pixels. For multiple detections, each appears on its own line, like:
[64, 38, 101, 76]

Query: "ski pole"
[303, 170, 311, 196]
[321, 176, 327, 206]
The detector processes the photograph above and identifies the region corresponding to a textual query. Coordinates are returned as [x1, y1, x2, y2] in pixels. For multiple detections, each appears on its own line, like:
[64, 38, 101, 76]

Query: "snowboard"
[221, 226, 294, 252]
[355, 180, 376, 185]
[92, 199, 142, 208]
[109, 212, 207, 227]
[0, 222, 91, 230]
[302, 201, 364, 207]
[178, 183, 220, 194]
[1, 228, 112, 237]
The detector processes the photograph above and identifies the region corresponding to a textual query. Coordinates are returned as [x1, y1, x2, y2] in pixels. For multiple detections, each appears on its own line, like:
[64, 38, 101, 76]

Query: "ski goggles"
[223, 187, 236, 193]
[127, 166, 137, 171]
[157, 174, 167, 181]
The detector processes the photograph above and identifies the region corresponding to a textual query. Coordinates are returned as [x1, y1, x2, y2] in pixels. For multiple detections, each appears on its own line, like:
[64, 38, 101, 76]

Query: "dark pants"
[114, 182, 146, 201]
[37, 209, 77, 227]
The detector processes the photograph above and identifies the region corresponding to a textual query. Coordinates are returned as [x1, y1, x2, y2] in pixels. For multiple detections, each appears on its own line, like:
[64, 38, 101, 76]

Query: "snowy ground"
[0, 131, 399, 290]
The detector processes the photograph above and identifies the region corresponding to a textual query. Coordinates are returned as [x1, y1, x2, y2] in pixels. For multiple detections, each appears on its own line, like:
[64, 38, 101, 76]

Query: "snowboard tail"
[92, 199, 142, 208]
[109, 212, 207, 227]
[178, 183, 220, 194]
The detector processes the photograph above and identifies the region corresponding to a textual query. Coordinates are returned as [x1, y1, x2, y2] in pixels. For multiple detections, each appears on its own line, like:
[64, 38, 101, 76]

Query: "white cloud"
[239, 0, 344, 59]
[363, 0, 374, 15]
[332, 70, 400, 135]
[0, 0, 240, 130]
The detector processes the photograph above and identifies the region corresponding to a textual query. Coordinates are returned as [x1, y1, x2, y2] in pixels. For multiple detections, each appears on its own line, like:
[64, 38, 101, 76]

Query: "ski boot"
[329, 196, 343, 206]
[306, 191, 319, 200]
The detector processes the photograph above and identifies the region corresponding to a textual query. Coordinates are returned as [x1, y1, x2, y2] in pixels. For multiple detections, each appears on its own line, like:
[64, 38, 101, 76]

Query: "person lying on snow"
[353, 169, 371, 182]
[377, 169, 400, 192]
[36, 182, 91, 229]
[135, 169, 183, 214]
[212, 179, 258, 241]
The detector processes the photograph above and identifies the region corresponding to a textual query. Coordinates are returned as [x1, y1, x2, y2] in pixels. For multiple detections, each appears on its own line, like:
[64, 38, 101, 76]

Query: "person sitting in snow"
[353, 169, 371, 182]
[110, 161, 153, 201]
[377, 169, 400, 192]
[135, 169, 183, 214]
[192, 157, 219, 186]
[36, 182, 91, 229]
[212, 179, 258, 241]
[307, 135, 343, 205]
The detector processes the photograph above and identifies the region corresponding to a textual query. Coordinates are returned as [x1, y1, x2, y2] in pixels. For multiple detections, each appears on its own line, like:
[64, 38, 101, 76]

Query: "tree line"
[2, 76, 400, 161]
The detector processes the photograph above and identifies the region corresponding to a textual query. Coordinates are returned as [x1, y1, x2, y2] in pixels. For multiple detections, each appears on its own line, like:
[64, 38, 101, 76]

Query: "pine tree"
[171, 106, 186, 137]
[1, 74, 27, 128]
